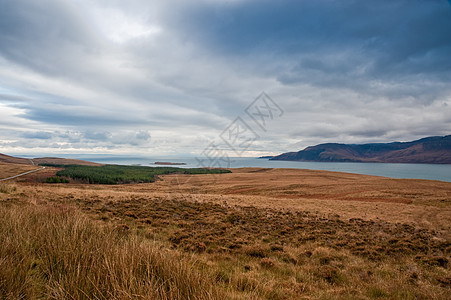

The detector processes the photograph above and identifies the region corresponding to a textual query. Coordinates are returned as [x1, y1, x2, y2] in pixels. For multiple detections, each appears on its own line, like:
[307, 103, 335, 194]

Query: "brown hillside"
[0, 153, 32, 165]
[32, 157, 102, 166]
[0, 153, 102, 166]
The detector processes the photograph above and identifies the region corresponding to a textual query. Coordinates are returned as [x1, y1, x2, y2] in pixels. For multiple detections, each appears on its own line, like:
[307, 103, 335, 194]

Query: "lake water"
[62, 155, 451, 182]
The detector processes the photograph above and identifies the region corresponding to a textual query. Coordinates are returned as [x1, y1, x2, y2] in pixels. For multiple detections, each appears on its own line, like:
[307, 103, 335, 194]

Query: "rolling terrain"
[0, 160, 450, 299]
[0, 153, 103, 166]
[271, 135, 451, 164]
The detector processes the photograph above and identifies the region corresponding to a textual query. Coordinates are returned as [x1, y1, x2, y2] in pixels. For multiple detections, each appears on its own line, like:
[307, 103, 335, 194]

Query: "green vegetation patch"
[50, 164, 230, 184]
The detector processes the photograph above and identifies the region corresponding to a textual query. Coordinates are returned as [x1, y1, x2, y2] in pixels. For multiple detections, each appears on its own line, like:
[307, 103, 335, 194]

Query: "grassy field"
[0, 204, 224, 299]
[0, 164, 450, 299]
[0, 162, 40, 178]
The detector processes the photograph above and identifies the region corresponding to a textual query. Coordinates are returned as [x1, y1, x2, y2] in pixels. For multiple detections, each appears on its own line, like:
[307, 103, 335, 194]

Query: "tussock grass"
[68, 195, 450, 299]
[0, 204, 223, 299]
[0, 183, 17, 194]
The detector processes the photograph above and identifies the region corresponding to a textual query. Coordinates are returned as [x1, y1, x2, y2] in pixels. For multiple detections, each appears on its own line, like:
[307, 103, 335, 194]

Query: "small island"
[154, 161, 186, 165]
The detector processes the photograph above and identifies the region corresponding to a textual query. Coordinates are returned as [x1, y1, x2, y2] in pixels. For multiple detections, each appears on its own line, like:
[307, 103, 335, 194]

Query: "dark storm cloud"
[176, 0, 451, 69]
[173, 0, 451, 99]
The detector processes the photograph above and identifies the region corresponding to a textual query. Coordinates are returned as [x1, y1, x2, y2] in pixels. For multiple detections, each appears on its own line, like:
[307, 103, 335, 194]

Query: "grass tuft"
[0, 183, 17, 194]
[0, 204, 223, 299]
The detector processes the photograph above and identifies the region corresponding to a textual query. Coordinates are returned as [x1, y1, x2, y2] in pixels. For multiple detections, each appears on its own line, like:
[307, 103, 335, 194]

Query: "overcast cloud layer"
[1, 0, 450, 157]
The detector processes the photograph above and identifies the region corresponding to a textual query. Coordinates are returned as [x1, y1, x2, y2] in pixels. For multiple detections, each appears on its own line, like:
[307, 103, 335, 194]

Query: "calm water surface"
[59, 155, 451, 183]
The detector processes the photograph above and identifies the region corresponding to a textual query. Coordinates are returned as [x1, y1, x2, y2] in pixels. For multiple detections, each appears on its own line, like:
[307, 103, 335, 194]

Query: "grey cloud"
[0, 0, 98, 76]
[172, 0, 451, 102]
[0, 93, 32, 103]
[57, 131, 82, 143]
[19, 104, 146, 127]
[0, 2, 234, 131]
[135, 130, 151, 141]
[20, 131, 53, 139]
[1, 129, 154, 151]
[82, 131, 112, 141]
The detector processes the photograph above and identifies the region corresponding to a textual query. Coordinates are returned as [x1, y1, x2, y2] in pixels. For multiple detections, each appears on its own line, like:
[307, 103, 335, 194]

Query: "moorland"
[0, 157, 450, 299]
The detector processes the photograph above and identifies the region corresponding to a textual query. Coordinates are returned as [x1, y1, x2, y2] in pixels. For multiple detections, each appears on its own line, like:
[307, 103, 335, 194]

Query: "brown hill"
[32, 157, 102, 166]
[271, 135, 451, 164]
[0, 153, 32, 165]
[0, 154, 102, 166]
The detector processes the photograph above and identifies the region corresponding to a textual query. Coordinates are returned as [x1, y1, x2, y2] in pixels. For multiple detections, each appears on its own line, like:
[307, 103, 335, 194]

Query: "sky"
[0, 0, 450, 157]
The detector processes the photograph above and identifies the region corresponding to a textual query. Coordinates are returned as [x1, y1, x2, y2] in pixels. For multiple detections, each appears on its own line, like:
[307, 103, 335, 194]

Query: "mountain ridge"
[270, 135, 451, 164]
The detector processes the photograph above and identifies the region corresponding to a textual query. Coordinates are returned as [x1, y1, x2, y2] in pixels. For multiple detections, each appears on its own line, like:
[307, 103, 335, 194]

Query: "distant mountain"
[270, 135, 451, 164]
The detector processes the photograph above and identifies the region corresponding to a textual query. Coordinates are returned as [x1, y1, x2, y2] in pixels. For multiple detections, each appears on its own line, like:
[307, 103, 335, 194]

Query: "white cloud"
[85, 5, 162, 43]
[0, 0, 450, 157]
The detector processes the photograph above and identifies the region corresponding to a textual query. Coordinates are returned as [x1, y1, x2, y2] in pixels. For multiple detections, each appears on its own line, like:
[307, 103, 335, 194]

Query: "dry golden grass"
[0, 154, 103, 166]
[153, 168, 451, 236]
[0, 162, 63, 184]
[157, 167, 451, 206]
[1, 167, 450, 299]
[0, 162, 39, 178]
[0, 203, 225, 299]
